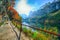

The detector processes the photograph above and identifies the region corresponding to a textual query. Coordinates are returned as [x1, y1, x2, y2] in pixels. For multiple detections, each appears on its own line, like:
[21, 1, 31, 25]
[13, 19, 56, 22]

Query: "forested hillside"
[22, 9, 60, 40]
[22, 1, 60, 39]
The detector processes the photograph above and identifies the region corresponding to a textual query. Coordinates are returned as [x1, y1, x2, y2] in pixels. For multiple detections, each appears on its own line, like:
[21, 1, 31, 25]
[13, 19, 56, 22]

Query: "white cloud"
[15, 0, 32, 16]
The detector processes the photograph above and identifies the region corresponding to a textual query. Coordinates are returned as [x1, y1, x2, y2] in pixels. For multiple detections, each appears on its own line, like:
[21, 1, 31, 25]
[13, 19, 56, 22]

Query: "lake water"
[22, 22, 35, 32]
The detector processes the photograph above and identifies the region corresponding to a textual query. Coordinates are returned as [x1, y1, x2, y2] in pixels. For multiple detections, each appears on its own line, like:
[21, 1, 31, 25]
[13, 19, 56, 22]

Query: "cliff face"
[23, 1, 60, 28]
[29, 1, 60, 18]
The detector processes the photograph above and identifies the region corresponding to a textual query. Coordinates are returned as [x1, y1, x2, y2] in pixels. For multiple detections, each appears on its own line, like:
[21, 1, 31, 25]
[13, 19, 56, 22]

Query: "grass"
[22, 26, 58, 40]
[0, 22, 4, 26]
[12, 21, 58, 40]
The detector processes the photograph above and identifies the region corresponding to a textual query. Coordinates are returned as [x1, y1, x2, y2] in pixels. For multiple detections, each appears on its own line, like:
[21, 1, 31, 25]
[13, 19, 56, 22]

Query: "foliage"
[0, 22, 3, 26]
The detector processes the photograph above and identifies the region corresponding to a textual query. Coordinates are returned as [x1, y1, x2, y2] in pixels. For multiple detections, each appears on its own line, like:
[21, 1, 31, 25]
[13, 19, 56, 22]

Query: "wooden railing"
[22, 24, 60, 36]
[12, 20, 60, 40]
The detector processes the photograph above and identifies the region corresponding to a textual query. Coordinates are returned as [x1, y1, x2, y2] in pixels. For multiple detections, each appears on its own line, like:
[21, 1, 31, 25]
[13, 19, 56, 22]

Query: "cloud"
[15, 0, 32, 16]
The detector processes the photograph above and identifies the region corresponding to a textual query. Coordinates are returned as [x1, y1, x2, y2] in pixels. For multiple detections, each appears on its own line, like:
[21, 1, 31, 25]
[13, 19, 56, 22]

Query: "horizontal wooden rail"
[22, 24, 60, 37]
[12, 19, 60, 37]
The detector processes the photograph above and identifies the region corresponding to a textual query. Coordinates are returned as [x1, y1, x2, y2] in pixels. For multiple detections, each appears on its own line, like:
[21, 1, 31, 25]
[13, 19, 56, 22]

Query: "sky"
[14, 0, 53, 16]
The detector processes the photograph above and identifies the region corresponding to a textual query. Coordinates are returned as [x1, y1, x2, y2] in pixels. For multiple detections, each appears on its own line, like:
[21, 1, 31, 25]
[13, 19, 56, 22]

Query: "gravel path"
[0, 23, 17, 40]
[0, 21, 32, 40]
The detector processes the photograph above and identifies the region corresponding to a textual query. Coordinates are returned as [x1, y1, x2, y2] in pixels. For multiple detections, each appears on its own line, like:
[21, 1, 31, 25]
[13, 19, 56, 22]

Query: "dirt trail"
[0, 23, 17, 40]
[0, 21, 31, 40]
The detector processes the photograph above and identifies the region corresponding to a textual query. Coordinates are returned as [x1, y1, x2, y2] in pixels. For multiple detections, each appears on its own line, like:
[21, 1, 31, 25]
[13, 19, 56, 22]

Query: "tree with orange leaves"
[8, 6, 21, 20]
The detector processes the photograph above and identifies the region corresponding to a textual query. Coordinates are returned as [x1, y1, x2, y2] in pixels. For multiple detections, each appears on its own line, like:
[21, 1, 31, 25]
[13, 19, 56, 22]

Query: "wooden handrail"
[12, 19, 60, 37]
[22, 24, 60, 36]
